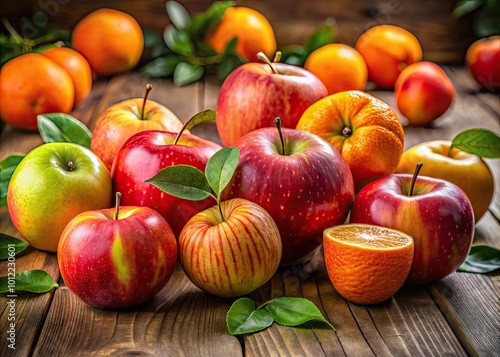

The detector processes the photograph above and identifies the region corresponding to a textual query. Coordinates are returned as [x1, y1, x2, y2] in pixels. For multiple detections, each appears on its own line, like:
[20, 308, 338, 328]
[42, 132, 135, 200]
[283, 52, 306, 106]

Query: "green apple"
[396, 140, 494, 222]
[7, 142, 113, 252]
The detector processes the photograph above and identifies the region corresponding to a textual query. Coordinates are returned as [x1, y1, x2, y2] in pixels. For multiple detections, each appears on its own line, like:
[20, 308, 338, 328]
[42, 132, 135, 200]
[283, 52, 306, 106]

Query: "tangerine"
[296, 90, 404, 191]
[42, 46, 93, 106]
[205, 7, 276, 63]
[304, 43, 368, 94]
[0, 53, 74, 130]
[323, 224, 414, 305]
[355, 25, 422, 89]
[72, 8, 144, 76]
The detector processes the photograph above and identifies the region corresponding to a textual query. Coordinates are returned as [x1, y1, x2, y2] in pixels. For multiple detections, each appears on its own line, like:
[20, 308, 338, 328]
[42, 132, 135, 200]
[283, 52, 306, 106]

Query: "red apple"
[466, 36, 500, 90]
[179, 198, 282, 297]
[215, 54, 328, 146]
[350, 172, 475, 284]
[58, 196, 178, 308]
[395, 61, 455, 126]
[112, 130, 222, 237]
[90, 84, 185, 171]
[223, 124, 354, 265]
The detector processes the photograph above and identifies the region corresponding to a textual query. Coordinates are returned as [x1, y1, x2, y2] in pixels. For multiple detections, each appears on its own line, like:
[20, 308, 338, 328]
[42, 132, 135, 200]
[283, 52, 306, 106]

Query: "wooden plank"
[33, 267, 242, 356]
[243, 249, 468, 356]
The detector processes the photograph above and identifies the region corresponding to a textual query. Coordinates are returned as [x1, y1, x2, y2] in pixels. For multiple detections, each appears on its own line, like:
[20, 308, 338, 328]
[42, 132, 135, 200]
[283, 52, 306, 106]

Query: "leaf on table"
[0, 270, 58, 294]
[173, 62, 204, 86]
[458, 245, 500, 273]
[146, 165, 212, 201]
[206, 147, 240, 196]
[265, 297, 334, 329]
[37, 113, 92, 148]
[0, 233, 29, 260]
[226, 297, 274, 335]
[0, 153, 25, 207]
[451, 128, 500, 158]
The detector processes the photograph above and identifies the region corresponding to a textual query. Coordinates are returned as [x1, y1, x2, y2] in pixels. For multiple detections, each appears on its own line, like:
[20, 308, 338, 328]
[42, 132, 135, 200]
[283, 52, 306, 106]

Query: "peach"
[394, 61, 455, 126]
[466, 36, 500, 90]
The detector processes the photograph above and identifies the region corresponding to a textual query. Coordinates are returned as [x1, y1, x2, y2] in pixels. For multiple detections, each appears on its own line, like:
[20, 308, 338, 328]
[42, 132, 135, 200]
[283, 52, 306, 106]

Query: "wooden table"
[1, 67, 499, 356]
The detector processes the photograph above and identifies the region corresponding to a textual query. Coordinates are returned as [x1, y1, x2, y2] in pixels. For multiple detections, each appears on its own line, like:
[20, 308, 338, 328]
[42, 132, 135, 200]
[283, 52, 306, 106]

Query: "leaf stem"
[447, 144, 454, 157]
[257, 52, 278, 74]
[174, 119, 189, 145]
[408, 162, 423, 197]
[141, 84, 153, 120]
[115, 192, 122, 220]
[274, 117, 286, 155]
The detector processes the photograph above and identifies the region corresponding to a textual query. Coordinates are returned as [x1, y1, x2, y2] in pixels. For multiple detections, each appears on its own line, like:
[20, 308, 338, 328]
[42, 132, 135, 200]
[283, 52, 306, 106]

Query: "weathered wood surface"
[1, 68, 499, 356]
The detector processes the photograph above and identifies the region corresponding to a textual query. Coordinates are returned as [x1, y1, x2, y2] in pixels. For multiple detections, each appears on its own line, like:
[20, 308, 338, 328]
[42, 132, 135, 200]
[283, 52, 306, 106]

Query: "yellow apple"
[396, 140, 494, 222]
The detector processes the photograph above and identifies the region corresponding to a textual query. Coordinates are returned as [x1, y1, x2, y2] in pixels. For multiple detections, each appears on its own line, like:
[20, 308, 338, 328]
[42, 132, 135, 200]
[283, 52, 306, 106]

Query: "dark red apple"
[216, 54, 328, 146]
[350, 172, 475, 284]
[111, 130, 222, 237]
[222, 124, 354, 265]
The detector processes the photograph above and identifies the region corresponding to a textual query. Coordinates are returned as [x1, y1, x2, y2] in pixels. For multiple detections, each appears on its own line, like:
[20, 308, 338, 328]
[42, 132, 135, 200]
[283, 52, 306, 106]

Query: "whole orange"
[355, 25, 422, 89]
[72, 8, 144, 76]
[323, 224, 414, 305]
[205, 7, 276, 63]
[0, 53, 74, 130]
[296, 90, 404, 191]
[42, 47, 93, 107]
[304, 43, 368, 94]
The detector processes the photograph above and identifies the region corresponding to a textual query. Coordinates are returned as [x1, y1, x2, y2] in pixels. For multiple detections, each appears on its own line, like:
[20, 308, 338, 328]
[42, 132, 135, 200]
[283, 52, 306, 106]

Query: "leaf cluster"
[279, 19, 336, 66]
[140, 1, 244, 85]
[452, 0, 500, 37]
[0, 17, 70, 66]
[226, 297, 334, 335]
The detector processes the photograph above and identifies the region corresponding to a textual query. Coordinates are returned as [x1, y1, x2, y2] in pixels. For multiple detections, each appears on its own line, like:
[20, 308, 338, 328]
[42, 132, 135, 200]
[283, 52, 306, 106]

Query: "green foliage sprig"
[452, 0, 500, 37]
[140, 1, 244, 85]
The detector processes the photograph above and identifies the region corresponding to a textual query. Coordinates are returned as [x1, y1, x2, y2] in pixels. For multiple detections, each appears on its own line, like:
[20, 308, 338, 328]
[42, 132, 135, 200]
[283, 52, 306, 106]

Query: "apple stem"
[447, 144, 455, 158]
[257, 52, 278, 74]
[140, 84, 153, 121]
[408, 162, 423, 196]
[67, 161, 74, 171]
[114, 192, 122, 220]
[273, 51, 282, 63]
[217, 199, 225, 222]
[274, 117, 286, 155]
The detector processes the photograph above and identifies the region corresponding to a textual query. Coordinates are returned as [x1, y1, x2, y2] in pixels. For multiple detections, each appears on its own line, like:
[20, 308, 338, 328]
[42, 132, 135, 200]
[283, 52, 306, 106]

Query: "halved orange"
[323, 224, 414, 305]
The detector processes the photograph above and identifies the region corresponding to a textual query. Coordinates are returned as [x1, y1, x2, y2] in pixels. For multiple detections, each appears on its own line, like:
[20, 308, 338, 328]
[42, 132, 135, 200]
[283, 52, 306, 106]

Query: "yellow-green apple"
[7, 142, 112, 252]
[90, 84, 185, 171]
[394, 61, 455, 126]
[179, 198, 282, 297]
[112, 130, 222, 237]
[466, 36, 500, 90]
[396, 140, 494, 222]
[350, 171, 475, 284]
[215, 53, 328, 146]
[58, 194, 177, 308]
[222, 123, 355, 265]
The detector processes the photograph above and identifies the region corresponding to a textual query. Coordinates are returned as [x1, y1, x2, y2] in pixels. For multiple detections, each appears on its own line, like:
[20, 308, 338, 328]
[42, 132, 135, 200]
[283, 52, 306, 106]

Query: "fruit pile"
[1, 4, 498, 308]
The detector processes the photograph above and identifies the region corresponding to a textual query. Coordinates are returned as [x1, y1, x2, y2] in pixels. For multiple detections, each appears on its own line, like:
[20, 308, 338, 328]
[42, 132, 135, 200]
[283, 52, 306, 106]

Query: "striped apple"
[58, 202, 178, 308]
[179, 198, 282, 298]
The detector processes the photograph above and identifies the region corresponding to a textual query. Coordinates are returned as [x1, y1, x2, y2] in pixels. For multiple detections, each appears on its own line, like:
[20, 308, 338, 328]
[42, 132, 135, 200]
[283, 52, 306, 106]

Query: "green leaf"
[206, 147, 240, 197]
[140, 55, 182, 77]
[227, 297, 274, 335]
[451, 128, 500, 158]
[183, 109, 217, 132]
[37, 113, 92, 148]
[0, 153, 25, 207]
[146, 165, 212, 201]
[173, 62, 204, 86]
[166, 1, 191, 30]
[451, 0, 486, 18]
[163, 25, 194, 56]
[265, 297, 334, 329]
[188, 1, 235, 38]
[143, 28, 170, 57]
[0, 270, 58, 294]
[0, 234, 29, 260]
[305, 20, 336, 53]
[473, 3, 500, 37]
[458, 245, 500, 273]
